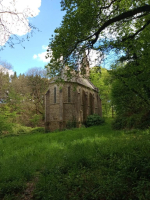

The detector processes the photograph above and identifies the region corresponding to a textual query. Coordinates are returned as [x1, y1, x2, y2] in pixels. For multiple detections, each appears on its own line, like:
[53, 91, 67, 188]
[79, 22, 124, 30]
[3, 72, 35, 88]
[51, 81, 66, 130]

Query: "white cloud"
[0, 0, 41, 46]
[42, 45, 48, 50]
[33, 46, 103, 67]
[0, 65, 14, 76]
[37, 52, 50, 63]
[8, 69, 14, 76]
[33, 46, 51, 63]
[33, 54, 38, 59]
[87, 49, 103, 68]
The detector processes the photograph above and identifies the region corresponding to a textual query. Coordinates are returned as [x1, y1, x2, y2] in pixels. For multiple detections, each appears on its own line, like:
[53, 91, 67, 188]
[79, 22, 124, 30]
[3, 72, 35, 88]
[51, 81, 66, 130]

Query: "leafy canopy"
[47, 0, 150, 76]
[90, 67, 112, 117]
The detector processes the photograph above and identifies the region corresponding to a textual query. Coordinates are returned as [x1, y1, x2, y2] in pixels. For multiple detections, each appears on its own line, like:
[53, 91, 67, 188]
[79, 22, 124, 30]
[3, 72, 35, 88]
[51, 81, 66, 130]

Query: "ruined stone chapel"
[45, 56, 102, 131]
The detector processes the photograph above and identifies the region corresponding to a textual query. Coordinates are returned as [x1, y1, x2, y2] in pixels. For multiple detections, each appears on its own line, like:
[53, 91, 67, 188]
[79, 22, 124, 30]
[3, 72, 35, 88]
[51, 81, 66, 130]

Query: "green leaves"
[90, 67, 112, 117]
[0, 105, 16, 134]
[47, 0, 150, 78]
[85, 114, 105, 127]
[111, 60, 150, 129]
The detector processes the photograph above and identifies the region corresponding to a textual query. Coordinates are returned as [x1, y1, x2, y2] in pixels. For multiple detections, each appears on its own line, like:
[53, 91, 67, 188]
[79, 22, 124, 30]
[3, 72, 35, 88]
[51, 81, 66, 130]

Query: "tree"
[90, 67, 112, 117]
[46, 0, 150, 129]
[7, 67, 49, 127]
[8, 74, 30, 111]
[111, 59, 150, 129]
[0, 64, 48, 127]
[0, 71, 9, 103]
[46, 0, 150, 76]
[0, 0, 40, 48]
[0, 59, 13, 102]
[26, 67, 49, 118]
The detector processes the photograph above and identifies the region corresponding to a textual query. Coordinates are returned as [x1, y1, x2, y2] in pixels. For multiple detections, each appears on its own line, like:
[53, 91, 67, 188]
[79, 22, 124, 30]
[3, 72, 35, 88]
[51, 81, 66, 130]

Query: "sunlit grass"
[0, 122, 150, 199]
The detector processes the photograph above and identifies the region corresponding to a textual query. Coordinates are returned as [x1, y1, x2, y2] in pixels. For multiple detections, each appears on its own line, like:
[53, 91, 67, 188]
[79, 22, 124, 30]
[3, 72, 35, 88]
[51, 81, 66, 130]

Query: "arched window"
[54, 87, 56, 103]
[68, 86, 71, 102]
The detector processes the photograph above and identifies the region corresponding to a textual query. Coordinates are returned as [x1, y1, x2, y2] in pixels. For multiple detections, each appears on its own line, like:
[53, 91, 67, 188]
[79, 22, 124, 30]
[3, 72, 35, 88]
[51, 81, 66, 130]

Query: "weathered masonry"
[45, 58, 102, 131]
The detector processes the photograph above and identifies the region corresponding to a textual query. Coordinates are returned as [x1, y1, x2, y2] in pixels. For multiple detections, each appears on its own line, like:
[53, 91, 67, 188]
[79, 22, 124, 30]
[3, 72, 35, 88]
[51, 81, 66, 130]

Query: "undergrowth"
[0, 124, 45, 138]
[0, 121, 150, 199]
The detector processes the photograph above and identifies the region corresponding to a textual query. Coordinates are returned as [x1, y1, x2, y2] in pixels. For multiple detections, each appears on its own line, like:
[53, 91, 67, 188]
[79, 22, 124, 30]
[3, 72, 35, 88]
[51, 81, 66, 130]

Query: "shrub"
[112, 112, 150, 130]
[31, 127, 45, 134]
[12, 124, 32, 135]
[85, 114, 105, 127]
[111, 117, 126, 130]
[29, 114, 42, 127]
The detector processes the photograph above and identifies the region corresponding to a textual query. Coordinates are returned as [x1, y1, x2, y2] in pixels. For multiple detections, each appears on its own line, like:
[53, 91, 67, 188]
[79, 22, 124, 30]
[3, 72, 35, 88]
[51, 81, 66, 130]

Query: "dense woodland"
[0, 65, 49, 133]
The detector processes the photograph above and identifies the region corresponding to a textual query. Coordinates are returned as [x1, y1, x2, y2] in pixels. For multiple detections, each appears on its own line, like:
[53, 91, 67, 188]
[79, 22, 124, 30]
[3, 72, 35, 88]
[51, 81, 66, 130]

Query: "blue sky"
[0, 0, 65, 75]
[0, 0, 119, 75]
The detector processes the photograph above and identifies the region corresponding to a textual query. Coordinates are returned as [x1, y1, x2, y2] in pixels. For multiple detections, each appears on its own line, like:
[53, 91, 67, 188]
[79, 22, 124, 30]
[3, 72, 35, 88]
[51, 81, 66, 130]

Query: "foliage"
[45, 0, 150, 131]
[90, 67, 112, 117]
[0, 65, 10, 103]
[0, 105, 16, 135]
[30, 127, 45, 134]
[46, 0, 150, 77]
[0, 103, 37, 136]
[85, 114, 105, 127]
[0, 123, 150, 199]
[11, 124, 32, 136]
[0, 67, 49, 127]
[26, 71, 49, 117]
[30, 114, 42, 127]
[111, 55, 150, 129]
[0, 124, 45, 138]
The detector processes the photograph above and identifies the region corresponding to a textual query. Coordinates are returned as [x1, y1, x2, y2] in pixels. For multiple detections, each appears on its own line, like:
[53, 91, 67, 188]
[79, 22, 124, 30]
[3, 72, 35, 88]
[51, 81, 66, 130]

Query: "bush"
[0, 116, 13, 135]
[31, 127, 45, 134]
[85, 114, 105, 127]
[112, 112, 150, 130]
[29, 114, 42, 127]
[111, 117, 126, 130]
[12, 124, 32, 135]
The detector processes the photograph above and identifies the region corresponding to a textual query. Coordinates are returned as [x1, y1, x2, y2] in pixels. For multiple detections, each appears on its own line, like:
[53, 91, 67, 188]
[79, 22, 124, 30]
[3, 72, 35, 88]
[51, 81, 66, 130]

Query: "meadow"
[0, 122, 150, 200]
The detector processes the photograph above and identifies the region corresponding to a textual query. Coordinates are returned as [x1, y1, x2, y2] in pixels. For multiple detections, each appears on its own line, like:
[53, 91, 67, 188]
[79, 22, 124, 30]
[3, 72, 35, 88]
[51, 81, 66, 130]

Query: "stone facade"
[45, 55, 102, 131]
[45, 78, 102, 131]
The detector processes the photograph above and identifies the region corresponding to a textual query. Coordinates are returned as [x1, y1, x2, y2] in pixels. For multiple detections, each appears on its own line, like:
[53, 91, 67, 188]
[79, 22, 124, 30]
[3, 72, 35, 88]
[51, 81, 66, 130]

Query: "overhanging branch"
[122, 19, 150, 42]
[68, 5, 150, 58]
[91, 4, 150, 46]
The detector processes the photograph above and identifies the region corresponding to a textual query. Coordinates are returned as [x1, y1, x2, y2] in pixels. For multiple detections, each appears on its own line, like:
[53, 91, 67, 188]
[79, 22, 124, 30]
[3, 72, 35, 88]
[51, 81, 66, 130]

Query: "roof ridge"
[87, 79, 97, 89]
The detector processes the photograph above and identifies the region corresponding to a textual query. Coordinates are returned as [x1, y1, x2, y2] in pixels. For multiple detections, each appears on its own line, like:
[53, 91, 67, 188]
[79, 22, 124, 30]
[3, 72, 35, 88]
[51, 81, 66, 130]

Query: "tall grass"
[0, 122, 150, 199]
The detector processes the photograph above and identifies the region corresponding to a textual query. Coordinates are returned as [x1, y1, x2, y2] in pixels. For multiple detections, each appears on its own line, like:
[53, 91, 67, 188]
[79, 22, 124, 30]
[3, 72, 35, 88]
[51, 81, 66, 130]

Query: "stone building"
[45, 58, 102, 131]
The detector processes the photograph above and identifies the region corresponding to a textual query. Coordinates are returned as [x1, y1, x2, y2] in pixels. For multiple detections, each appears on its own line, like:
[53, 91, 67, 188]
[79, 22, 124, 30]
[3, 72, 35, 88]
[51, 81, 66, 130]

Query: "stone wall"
[45, 82, 102, 131]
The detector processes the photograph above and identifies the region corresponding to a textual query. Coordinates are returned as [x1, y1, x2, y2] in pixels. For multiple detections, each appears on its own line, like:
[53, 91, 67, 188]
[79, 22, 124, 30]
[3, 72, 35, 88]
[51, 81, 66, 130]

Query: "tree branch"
[68, 5, 150, 58]
[91, 5, 150, 46]
[122, 19, 150, 42]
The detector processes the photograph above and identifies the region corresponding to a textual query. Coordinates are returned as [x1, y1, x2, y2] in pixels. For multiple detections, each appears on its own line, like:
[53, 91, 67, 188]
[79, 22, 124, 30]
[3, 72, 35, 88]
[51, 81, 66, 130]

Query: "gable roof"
[49, 75, 98, 92]
[48, 65, 99, 92]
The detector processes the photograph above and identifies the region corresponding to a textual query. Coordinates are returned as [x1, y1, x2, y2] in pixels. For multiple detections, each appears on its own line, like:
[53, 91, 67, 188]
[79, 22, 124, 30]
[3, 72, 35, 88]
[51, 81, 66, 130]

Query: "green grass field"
[0, 122, 150, 200]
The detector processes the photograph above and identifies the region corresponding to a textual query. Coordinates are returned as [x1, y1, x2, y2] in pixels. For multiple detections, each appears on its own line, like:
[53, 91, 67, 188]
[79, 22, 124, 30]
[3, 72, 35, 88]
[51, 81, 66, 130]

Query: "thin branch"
[122, 19, 150, 42]
[100, 0, 119, 10]
[67, 5, 150, 58]
[91, 4, 150, 45]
